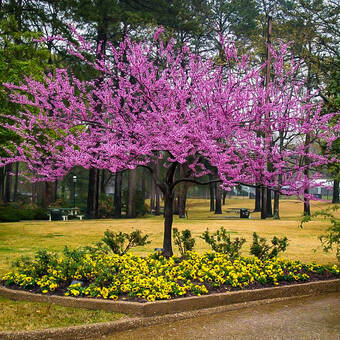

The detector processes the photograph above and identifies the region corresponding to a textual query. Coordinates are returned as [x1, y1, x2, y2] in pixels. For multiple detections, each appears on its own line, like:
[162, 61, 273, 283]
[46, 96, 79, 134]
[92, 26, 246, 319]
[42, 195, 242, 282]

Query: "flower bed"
[2, 251, 339, 303]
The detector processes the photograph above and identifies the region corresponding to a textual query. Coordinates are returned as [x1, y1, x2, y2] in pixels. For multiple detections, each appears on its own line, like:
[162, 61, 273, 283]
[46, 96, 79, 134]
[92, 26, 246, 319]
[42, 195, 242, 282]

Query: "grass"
[0, 296, 124, 331]
[0, 198, 338, 277]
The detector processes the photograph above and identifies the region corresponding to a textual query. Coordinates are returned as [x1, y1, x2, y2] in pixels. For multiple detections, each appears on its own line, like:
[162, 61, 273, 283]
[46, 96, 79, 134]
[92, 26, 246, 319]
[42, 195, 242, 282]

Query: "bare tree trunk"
[155, 162, 161, 215]
[0, 166, 5, 201]
[178, 186, 188, 218]
[127, 169, 137, 218]
[150, 177, 155, 211]
[114, 171, 122, 218]
[209, 174, 215, 212]
[261, 186, 268, 219]
[141, 168, 146, 201]
[95, 169, 100, 217]
[13, 162, 19, 202]
[273, 190, 280, 219]
[42, 182, 54, 208]
[254, 186, 261, 211]
[303, 133, 311, 216]
[215, 182, 222, 214]
[163, 192, 174, 257]
[266, 188, 273, 217]
[101, 170, 106, 195]
[87, 168, 97, 218]
[178, 165, 187, 218]
[332, 179, 339, 203]
[61, 180, 65, 202]
[222, 190, 227, 205]
[155, 187, 161, 215]
[4, 164, 12, 202]
[53, 180, 58, 202]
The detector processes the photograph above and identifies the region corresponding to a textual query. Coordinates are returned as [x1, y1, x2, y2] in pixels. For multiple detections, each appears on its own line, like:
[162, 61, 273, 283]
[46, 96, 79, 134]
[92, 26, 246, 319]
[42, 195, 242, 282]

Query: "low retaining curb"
[0, 279, 339, 339]
[1, 279, 340, 317]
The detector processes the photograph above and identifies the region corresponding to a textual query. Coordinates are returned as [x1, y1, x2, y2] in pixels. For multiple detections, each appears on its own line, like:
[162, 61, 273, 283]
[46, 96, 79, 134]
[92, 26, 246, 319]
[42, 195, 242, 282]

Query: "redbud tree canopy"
[1, 28, 338, 255]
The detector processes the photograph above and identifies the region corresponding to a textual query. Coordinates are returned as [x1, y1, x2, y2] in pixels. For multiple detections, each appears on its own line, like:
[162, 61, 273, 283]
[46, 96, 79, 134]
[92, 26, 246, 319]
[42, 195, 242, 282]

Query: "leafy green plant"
[101, 229, 150, 255]
[173, 228, 195, 256]
[300, 205, 340, 262]
[200, 227, 246, 258]
[250, 232, 288, 260]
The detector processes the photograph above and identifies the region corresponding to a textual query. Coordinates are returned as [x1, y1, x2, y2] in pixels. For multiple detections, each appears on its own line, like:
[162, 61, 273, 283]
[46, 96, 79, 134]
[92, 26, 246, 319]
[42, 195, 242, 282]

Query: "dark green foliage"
[0, 205, 48, 222]
[200, 227, 246, 258]
[173, 228, 195, 256]
[300, 205, 340, 262]
[250, 232, 288, 260]
[101, 229, 150, 256]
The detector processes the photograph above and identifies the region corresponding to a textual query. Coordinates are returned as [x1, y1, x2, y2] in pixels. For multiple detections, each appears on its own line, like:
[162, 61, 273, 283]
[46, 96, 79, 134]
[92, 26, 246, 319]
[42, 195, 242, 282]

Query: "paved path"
[101, 293, 340, 340]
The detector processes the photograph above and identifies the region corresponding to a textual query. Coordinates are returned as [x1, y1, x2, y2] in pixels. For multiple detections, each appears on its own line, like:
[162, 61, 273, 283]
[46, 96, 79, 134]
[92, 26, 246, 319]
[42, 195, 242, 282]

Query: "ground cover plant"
[2, 245, 339, 303]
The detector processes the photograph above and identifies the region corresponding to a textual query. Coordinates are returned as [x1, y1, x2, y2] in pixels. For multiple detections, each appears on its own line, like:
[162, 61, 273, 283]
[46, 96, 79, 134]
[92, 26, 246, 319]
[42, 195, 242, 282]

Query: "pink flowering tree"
[1, 29, 338, 256]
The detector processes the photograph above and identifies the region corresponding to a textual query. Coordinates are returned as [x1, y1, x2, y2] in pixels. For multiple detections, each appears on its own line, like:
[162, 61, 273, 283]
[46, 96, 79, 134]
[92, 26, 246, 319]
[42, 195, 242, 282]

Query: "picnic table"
[225, 208, 251, 219]
[48, 208, 84, 221]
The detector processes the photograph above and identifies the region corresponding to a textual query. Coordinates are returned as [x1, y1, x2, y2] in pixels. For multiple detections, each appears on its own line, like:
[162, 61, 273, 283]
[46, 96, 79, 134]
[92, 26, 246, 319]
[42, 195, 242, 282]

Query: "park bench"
[48, 208, 84, 221]
[225, 208, 251, 219]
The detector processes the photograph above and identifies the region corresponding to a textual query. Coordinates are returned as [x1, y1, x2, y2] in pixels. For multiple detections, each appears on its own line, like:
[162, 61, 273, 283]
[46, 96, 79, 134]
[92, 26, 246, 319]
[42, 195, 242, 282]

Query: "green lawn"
[0, 296, 124, 331]
[0, 198, 338, 276]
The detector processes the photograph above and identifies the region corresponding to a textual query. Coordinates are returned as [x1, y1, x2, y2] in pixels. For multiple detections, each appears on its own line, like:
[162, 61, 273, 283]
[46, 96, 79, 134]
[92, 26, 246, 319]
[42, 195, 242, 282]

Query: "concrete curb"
[0, 279, 339, 339]
[0, 295, 322, 340]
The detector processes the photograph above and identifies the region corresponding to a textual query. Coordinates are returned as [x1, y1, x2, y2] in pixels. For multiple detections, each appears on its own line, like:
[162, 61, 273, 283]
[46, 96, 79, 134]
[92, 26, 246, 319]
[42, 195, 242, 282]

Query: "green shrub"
[0, 205, 48, 222]
[0, 206, 21, 222]
[200, 227, 246, 258]
[173, 228, 195, 256]
[101, 229, 150, 255]
[250, 232, 288, 260]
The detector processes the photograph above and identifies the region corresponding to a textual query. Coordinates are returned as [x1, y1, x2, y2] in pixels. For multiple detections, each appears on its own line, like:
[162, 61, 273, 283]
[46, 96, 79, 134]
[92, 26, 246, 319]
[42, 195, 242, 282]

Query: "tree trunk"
[209, 174, 215, 211]
[127, 169, 137, 218]
[332, 179, 339, 203]
[222, 190, 227, 205]
[0, 166, 5, 201]
[54, 180, 58, 202]
[4, 163, 12, 202]
[13, 162, 19, 202]
[101, 170, 106, 195]
[261, 186, 267, 219]
[155, 162, 161, 215]
[95, 169, 100, 217]
[163, 192, 174, 257]
[114, 171, 122, 218]
[304, 195, 311, 216]
[266, 188, 273, 217]
[273, 190, 280, 219]
[87, 168, 97, 218]
[215, 182, 222, 214]
[141, 168, 146, 201]
[178, 186, 188, 218]
[61, 180, 65, 202]
[42, 182, 54, 208]
[155, 187, 161, 215]
[254, 186, 261, 211]
[150, 177, 155, 211]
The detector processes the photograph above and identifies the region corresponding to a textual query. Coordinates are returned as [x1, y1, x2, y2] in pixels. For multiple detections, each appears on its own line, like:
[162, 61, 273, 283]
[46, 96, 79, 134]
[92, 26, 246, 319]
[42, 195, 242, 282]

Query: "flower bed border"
[0, 279, 340, 340]
[1, 279, 339, 317]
